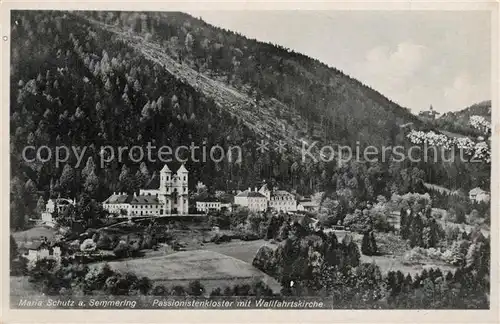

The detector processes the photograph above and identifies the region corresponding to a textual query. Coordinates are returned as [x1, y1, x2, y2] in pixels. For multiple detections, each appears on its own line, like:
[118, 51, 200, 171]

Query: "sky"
[186, 10, 491, 113]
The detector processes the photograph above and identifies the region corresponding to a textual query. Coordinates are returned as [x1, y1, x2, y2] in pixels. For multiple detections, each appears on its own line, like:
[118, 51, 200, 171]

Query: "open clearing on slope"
[98, 249, 281, 293]
[360, 254, 456, 277]
[81, 16, 309, 153]
[12, 226, 58, 246]
[201, 239, 278, 264]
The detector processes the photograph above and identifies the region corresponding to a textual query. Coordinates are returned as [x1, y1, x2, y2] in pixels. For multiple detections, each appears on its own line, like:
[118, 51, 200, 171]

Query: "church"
[103, 164, 189, 216]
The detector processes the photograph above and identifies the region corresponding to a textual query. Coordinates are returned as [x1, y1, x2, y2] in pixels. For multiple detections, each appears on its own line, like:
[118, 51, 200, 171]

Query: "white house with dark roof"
[258, 184, 297, 212]
[103, 164, 189, 216]
[23, 241, 62, 264]
[234, 188, 268, 212]
[41, 197, 76, 226]
[196, 198, 233, 213]
[233, 184, 298, 212]
[469, 187, 490, 203]
[296, 200, 320, 212]
[196, 199, 223, 213]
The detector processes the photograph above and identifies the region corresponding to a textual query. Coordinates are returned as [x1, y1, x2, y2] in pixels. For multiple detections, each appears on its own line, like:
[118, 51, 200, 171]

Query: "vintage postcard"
[1, 0, 498, 323]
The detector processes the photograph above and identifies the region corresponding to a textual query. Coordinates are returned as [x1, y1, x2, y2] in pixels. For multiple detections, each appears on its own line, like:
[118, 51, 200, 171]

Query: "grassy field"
[353, 232, 457, 276]
[201, 240, 277, 264]
[360, 254, 456, 276]
[10, 276, 45, 298]
[95, 249, 281, 292]
[12, 226, 58, 245]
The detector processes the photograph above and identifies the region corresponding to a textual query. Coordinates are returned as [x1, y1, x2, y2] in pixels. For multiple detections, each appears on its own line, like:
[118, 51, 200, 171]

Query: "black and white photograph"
[4, 3, 496, 316]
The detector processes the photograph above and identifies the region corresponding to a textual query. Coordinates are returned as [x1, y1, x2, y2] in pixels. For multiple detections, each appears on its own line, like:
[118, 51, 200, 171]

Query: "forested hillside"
[10, 11, 490, 229]
[432, 101, 491, 138]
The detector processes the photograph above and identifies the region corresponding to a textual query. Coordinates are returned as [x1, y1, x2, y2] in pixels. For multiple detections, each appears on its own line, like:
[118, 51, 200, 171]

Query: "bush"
[361, 231, 379, 256]
[252, 245, 276, 275]
[11, 256, 28, 276]
[230, 207, 251, 229]
[113, 240, 130, 258]
[370, 204, 393, 232]
[152, 285, 169, 296]
[135, 276, 152, 295]
[402, 247, 427, 265]
[171, 285, 187, 296]
[208, 211, 231, 229]
[277, 221, 291, 241]
[80, 238, 97, 252]
[187, 280, 205, 296]
[210, 287, 222, 296]
[402, 247, 444, 265]
[211, 233, 231, 244]
[343, 209, 370, 233]
[96, 233, 113, 250]
[239, 231, 260, 241]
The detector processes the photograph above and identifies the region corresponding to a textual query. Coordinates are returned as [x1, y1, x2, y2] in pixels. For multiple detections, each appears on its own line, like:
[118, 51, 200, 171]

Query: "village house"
[103, 164, 190, 216]
[418, 105, 440, 120]
[196, 200, 221, 213]
[196, 198, 233, 213]
[469, 187, 490, 203]
[297, 199, 320, 212]
[23, 240, 62, 264]
[233, 185, 297, 212]
[41, 197, 76, 226]
[234, 188, 268, 212]
[258, 184, 297, 212]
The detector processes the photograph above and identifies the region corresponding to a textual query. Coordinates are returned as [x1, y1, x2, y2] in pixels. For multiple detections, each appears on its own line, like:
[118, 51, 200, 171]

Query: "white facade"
[196, 201, 234, 213]
[103, 164, 190, 216]
[234, 189, 268, 212]
[469, 187, 490, 203]
[268, 191, 297, 212]
[25, 244, 61, 263]
[297, 200, 319, 212]
[234, 185, 298, 212]
[258, 184, 297, 212]
[196, 201, 221, 213]
[45, 198, 75, 214]
[41, 198, 75, 225]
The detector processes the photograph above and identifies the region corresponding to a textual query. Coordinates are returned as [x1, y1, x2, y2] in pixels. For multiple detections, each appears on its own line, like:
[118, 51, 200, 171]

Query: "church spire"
[160, 164, 171, 173]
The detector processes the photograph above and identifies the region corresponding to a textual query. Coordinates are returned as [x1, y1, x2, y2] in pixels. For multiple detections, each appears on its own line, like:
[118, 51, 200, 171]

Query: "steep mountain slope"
[433, 101, 491, 138]
[82, 15, 308, 152]
[78, 11, 423, 148]
[11, 10, 424, 194]
[440, 100, 491, 121]
[10, 10, 490, 229]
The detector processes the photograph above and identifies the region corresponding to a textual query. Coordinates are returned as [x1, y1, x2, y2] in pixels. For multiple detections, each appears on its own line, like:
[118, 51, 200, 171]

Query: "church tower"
[159, 164, 172, 214]
[177, 164, 189, 214]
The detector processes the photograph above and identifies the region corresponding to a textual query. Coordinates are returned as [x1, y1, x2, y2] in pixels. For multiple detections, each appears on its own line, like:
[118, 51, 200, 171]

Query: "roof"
[130, 195, 161, 205]
[25, 241, 50, 250]
[469, 187, 488, 195]
[195, 196, 221, 202]
[104, 193, 133, 204]
[271, 190, 294, 198]
[177, 164, 188, 173]
[259, 184, 269, 192]
[196, 199, 221, 203]
[299, 200, 319, 207]
[160, 164, 171, 173]
[144, 172, 160, 189]
[219, 195, 234, 204]
[104, 193, 160, 205]
[48, 198, 74, 205]
[235, 190, 266, 198]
